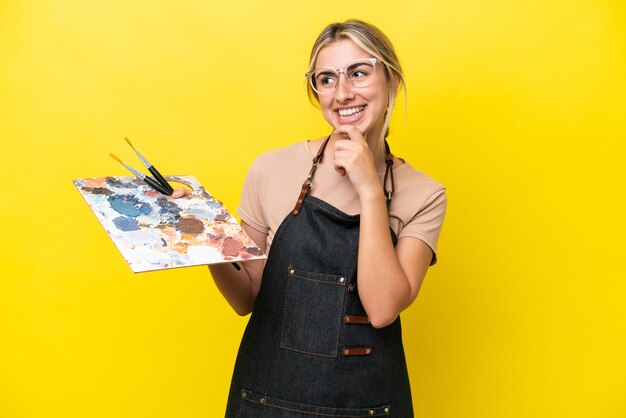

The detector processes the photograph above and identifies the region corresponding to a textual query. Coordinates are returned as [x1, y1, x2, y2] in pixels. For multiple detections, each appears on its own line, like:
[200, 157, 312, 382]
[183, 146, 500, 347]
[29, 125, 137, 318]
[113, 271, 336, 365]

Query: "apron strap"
[292, 135, 331, 216]
[383, 140, 394, 210]
[292, 136, 395, 216]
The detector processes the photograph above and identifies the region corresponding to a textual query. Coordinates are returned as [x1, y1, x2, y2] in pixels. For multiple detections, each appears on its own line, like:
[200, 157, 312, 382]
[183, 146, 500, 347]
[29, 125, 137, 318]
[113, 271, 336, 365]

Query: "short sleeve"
[398, 188, 447, 265]
[237, 158, 269, 234]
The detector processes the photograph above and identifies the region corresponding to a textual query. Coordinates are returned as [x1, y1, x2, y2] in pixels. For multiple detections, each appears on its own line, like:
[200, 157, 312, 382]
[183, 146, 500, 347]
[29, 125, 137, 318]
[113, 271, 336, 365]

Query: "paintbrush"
[124, 137, 174, 193]
[109, 153, 173, 196]
[109, 152, 242, 271]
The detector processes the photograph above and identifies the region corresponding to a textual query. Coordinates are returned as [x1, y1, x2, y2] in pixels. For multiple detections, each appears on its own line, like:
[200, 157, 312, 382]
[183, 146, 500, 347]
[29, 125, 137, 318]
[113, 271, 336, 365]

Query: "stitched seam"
[292, 274, 346, 285]
[278, 344, 337, 358]
[279, 269, 291, 355]
[242, 397, 389, 417]
[291, 267, 347, 283]
[264, 214, 294, 266]
[307, 199, 360, 222]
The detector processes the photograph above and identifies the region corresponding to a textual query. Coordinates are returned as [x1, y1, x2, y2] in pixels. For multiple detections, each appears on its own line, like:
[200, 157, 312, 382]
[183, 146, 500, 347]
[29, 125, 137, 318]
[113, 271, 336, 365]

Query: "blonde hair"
[306, 19, 406, 141]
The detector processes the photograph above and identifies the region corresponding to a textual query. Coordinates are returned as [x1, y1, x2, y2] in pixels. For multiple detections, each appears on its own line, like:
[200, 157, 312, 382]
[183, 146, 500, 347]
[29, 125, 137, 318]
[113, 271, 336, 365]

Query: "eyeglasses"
[306, 58, 378, 95]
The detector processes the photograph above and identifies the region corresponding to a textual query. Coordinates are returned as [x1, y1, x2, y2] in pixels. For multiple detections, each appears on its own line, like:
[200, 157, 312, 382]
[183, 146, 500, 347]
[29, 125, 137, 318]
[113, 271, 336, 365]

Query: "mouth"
[335, 105, 366, 123]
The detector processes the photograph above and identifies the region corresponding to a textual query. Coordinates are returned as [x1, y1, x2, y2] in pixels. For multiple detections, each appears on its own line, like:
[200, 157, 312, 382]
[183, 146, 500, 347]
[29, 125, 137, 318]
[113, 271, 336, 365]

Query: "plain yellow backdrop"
[1, 1, 625, 417]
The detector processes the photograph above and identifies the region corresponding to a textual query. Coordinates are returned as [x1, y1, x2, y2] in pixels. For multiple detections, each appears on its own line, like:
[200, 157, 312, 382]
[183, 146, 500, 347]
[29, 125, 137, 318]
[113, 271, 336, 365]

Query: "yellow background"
[1, 1, 624, 417]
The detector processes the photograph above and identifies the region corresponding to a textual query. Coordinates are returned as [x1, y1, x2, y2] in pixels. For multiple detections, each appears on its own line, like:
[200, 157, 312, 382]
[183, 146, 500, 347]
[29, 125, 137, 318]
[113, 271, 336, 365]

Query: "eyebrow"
[314, 69, 337, 75]
[314, 58, 374, 70]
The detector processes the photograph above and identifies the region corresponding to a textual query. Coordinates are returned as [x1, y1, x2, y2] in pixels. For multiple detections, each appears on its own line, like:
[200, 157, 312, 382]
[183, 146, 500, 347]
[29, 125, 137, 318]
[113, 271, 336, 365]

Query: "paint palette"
[73, 175, 266, 273]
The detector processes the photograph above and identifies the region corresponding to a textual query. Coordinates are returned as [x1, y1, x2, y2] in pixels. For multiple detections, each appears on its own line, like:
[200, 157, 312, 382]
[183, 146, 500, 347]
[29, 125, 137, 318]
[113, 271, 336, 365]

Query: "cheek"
[319, 96, 333, 110]
[320, 98, 335, 118]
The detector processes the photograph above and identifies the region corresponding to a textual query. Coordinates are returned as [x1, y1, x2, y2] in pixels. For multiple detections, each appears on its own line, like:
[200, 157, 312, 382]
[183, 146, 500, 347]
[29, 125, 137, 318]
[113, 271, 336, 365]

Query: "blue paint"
[205, 198, 221, 209]
[156, 197, 182, 215]
[107, 194, 153, 217]
[113, 216, 140, 231]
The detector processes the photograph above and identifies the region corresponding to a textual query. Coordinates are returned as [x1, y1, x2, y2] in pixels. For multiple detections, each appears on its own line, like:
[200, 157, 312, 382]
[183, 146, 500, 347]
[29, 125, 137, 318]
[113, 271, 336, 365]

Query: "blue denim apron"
[225, 138, 413, 417]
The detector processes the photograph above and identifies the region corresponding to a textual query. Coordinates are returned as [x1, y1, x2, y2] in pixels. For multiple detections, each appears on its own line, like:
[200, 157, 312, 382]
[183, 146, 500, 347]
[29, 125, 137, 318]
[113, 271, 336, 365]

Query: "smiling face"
[314, 39, 390, 142]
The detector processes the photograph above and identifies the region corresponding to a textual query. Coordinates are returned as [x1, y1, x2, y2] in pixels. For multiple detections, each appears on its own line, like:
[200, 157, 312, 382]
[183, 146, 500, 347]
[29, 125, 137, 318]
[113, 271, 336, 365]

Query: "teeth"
[338, 106, 365, 117]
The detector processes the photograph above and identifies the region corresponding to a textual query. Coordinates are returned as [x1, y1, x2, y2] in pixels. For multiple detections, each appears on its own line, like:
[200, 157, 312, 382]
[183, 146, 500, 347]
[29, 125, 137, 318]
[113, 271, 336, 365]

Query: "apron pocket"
[239, 389, 391, 417]
[280, 266, 346, 357]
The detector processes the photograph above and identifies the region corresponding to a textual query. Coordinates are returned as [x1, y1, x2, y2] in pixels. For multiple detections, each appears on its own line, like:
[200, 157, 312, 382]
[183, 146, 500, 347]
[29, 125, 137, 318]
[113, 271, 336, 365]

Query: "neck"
[368, 136, 389, 172]
[365, 122, 389, 171]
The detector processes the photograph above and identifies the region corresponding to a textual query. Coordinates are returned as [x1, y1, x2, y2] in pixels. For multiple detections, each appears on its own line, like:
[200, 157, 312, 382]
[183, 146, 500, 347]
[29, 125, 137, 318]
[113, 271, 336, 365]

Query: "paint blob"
[222, 237, 243, 256]
[108, 194, 153, 217]
[175, 217, 205, 235]
[82, 187, 113, 195]
[112, 216, 140, 231]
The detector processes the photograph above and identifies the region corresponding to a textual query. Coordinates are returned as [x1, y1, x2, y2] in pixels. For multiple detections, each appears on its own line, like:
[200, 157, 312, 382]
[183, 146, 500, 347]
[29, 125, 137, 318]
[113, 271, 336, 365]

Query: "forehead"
[315, 39, 373, 69]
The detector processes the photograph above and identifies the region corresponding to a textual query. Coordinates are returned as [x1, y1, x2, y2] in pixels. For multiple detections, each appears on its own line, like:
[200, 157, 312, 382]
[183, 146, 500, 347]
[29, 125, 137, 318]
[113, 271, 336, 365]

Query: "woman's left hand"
[333, 125, 384, 200]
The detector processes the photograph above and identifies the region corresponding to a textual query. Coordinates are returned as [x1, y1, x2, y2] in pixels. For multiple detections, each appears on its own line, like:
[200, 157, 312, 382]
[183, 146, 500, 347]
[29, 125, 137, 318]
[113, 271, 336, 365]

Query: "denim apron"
[225, 138, 413, 417]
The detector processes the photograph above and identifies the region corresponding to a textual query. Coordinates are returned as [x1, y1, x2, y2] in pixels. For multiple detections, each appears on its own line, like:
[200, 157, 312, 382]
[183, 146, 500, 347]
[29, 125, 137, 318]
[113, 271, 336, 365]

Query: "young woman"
[175, 19, 446, 417]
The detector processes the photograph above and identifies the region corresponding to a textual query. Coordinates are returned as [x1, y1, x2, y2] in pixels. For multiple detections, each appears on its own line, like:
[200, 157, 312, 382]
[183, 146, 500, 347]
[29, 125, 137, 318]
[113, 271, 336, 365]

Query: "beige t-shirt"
[237, 140, 447, 264]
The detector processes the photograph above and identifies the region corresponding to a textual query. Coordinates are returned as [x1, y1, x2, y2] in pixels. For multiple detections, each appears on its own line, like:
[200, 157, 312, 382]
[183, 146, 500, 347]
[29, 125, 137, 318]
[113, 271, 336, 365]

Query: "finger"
[334, 125, 365, 142]
[334, 148, 359, 177]
[333, 151, 348, 176]
[331, 129, 351, 142]
[171, 187, 190, 198]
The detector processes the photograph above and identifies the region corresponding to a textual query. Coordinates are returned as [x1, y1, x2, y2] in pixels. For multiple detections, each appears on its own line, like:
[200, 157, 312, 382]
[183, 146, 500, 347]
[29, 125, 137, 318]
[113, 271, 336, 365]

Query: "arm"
[208, 221, 267, 316]
[333, 126, 436, 328]
[357, 192, 433, 328]
[172, 188, 267, 316]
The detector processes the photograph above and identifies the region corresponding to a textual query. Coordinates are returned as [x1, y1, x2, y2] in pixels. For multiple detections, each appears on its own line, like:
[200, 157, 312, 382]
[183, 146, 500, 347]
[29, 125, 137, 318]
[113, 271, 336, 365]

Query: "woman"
[176, 19, 446, 417]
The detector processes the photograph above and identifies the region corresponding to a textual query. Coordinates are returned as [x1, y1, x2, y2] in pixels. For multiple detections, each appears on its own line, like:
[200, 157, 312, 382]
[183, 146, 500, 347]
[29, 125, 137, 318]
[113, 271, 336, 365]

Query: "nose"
[334, 73, 354, 102]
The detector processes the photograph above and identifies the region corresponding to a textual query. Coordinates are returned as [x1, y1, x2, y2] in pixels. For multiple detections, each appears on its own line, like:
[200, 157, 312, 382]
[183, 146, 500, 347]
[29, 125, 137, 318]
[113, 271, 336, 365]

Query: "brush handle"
[148, 166, 173, 193]
[143, 176, 172, 196]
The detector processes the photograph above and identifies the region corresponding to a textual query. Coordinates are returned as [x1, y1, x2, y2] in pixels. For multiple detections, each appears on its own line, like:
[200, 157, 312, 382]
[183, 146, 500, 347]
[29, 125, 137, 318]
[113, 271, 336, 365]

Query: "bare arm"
[172, 188, 266, 316]
[333, 126, 434, 328]
[357, 192, 432, 328]
[208, 221, 267, 316]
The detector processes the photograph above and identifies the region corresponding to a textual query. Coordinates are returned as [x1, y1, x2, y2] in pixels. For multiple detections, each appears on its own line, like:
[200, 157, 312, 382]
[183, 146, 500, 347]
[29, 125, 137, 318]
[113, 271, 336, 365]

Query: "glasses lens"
[311, 69, 339, 95]
[346, 60, 376, 87]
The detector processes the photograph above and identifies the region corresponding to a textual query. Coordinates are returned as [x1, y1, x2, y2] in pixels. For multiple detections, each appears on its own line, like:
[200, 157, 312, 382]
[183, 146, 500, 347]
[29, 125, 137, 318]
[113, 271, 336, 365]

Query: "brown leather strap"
[344, 314, 370, 324]
[383, 140, 394, 210]
[292, 136, 394, 215]
[292, 185, 309, 216]
[342, 346, 373, 356]
[292, 135, 331, 216]
[313, 135, 331, 164]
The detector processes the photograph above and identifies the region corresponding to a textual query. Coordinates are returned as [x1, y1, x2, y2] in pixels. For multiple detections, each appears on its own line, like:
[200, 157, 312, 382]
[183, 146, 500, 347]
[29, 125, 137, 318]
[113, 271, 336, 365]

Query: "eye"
[315, 72, 337, 87]
[348, 64, 373, 79]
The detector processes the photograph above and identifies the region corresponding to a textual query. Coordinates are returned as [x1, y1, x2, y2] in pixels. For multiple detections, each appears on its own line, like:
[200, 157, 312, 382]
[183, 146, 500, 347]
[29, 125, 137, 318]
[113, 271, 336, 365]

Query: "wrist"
[358, 184, 386, 204]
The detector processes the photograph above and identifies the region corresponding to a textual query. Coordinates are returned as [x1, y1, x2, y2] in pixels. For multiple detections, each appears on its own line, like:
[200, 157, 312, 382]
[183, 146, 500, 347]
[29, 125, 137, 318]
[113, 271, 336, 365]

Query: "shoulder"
[249, 140, 311, 171]
[393, 161, 446, 209]
[242, 140, 314, 199]
[390, 161, 447, 263]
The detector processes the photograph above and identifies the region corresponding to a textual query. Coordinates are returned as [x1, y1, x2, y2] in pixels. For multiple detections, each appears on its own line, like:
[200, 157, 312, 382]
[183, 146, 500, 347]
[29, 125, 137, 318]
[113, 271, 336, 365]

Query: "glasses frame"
[306, 57, 378, 95]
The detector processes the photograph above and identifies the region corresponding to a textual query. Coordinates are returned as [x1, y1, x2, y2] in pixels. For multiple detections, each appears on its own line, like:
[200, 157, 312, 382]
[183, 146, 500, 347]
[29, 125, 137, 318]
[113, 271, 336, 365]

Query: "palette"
[73, 175, 266, 273]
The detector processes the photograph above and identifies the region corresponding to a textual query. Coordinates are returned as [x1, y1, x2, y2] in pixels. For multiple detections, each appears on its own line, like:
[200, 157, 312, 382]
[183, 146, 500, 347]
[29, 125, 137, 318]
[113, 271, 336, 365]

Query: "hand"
[332, 125, 384, 199]
[171, 186, 192, 199]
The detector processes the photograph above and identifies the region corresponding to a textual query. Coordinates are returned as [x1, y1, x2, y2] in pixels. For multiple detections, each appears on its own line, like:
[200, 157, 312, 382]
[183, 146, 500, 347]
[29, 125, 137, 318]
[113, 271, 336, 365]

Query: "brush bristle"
[124, 137, 134, 148]
[109, 153, 122, 163]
